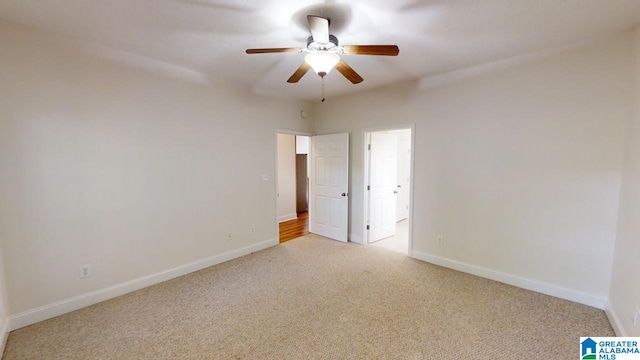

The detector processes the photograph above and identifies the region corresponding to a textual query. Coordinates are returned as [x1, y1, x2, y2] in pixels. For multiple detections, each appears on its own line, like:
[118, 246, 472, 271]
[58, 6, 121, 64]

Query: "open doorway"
[277, 133, 310, 242]
[364, 127, 413, 254]
[276, 130, 350, 244]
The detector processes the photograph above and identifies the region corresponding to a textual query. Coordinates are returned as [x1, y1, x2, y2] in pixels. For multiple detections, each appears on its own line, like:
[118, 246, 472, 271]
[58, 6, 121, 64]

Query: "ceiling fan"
[245, 15, 399, 84]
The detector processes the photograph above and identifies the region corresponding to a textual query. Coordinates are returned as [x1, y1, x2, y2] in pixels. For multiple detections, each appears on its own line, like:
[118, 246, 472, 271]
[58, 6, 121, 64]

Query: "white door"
[309, 133, 349, 242]
[368, 133, 397, 243]
[396, 137, 411, 221]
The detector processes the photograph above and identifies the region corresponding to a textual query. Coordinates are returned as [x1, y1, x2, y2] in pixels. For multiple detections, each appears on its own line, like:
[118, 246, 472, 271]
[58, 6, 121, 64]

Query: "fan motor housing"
[307, 35, 339, 51]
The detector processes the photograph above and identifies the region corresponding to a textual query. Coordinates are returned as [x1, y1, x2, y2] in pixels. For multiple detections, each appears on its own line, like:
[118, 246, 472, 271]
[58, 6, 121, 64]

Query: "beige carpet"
[3, 234, 613, 359]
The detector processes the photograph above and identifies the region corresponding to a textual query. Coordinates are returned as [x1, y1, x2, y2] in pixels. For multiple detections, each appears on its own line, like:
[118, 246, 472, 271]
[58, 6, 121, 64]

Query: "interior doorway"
[364, 127, 413, 254]
[276, 131, 350, 243]
[277, 133, 310, 242]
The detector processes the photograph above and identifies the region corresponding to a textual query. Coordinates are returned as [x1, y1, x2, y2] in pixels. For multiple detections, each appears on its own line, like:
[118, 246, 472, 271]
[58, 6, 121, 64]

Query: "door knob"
[342, 193, 348, 197]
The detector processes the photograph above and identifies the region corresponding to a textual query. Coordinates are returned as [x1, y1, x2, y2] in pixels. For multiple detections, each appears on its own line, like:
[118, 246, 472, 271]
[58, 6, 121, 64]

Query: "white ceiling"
[2, 0, 640, 101]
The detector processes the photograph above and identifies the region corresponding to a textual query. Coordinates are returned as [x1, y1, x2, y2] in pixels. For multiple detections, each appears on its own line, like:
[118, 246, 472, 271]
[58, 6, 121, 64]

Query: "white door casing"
[396, 137, 411, 221]
[367, 133, 397, 243]
[309, 133, 349, 242]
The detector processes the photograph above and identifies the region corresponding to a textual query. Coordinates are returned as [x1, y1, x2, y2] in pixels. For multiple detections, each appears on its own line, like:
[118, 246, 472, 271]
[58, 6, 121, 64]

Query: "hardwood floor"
[279, 212, 308, 243]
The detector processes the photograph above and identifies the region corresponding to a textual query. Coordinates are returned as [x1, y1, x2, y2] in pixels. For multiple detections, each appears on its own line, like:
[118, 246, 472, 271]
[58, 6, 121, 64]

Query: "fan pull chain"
[321, 77, 326, 102]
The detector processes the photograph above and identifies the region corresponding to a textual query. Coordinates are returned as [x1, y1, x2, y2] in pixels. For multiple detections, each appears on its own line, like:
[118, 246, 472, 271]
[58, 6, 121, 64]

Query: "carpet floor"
[3, 234, 614, 359]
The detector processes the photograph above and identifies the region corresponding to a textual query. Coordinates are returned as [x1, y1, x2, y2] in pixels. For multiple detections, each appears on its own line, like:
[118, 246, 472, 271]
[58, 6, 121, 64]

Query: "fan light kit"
[246, 15, 399, 89]
[305, 51, 340, 77]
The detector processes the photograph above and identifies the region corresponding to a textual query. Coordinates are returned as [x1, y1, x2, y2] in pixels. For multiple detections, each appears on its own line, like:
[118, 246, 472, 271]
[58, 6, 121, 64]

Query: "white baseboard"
[0, 317, 8, 359]
[605, 302, 627, 336]
[409, 250, 607, 310]
[278, 213, 298, 223]
[9, 238, 278, 331]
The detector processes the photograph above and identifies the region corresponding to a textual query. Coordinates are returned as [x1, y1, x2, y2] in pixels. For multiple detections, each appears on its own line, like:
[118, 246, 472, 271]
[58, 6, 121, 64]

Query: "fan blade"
[307, 15, 330, 44]
[341, 45, 399, 56]
[287, 62, 311, 83]
[335, 60, 363, 84]
[246, 48, 302, 54]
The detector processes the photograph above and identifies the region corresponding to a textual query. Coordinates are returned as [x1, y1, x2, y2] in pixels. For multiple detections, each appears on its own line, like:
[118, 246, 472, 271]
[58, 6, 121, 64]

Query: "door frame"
[274, 129, 313, 242]
[362, 124, 415, 253]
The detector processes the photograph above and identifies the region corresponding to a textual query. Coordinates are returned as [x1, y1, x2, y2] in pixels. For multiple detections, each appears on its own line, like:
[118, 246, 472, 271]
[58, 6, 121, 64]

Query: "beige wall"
[314, 34, 632, 307]
[608, 26, 640, 336]
[0, 20, 313, 318]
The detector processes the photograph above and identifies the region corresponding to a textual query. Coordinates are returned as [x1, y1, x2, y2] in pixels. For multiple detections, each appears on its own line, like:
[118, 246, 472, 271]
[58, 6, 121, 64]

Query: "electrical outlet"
[437, 236, 444, 246]
[250, 226, 255, 235]
[227, 232, 233, 241]
[80, 265, 91, 278]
